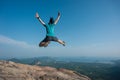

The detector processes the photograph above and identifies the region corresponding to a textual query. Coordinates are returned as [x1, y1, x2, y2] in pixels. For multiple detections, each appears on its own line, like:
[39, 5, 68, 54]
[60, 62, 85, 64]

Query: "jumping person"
[36, 12, 65, 47]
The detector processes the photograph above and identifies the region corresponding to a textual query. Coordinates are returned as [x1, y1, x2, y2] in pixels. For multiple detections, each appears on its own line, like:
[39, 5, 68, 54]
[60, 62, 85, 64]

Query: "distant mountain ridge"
[6, 56, 118, 64]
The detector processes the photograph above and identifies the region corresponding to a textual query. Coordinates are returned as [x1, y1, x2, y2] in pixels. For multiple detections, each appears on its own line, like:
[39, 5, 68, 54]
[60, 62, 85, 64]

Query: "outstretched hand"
[36, 12, 39, 19]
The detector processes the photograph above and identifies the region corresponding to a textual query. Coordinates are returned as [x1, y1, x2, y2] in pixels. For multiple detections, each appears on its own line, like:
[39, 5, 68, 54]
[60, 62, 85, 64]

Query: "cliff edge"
[0, 60, 91, 80]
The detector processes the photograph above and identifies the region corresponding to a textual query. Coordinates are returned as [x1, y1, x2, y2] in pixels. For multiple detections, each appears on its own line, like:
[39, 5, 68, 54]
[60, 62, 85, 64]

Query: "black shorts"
[41, 36, 58, 42]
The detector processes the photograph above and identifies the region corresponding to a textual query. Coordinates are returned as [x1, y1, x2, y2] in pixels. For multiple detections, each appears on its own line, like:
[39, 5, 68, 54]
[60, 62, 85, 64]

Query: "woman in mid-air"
[36, 12, 65, 47]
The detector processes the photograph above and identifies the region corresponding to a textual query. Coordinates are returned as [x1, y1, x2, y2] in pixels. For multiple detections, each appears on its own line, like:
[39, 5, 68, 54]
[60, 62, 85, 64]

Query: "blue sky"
[0, 0, 120, 58]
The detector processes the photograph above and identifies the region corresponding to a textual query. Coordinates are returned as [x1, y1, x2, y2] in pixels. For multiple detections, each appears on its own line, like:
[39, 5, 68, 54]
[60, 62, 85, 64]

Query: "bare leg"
[57, 39, 65, 46]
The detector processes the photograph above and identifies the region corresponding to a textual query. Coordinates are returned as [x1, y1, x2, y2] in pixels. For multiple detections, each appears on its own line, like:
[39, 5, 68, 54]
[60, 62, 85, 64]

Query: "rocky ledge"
[0, 60, 91, 80]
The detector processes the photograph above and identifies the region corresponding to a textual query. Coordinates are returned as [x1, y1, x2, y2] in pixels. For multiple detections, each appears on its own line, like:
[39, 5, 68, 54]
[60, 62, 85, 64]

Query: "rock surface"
[0, 60, 91, 80]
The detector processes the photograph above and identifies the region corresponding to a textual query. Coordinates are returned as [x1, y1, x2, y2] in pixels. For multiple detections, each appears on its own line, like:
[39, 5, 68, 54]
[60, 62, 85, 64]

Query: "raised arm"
[36, 12, 46, 26]
[54, 12, 61, 25]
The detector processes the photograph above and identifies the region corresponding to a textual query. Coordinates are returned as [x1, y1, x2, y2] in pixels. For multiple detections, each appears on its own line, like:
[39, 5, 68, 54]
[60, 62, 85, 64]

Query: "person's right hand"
[36, 12, 39, 18]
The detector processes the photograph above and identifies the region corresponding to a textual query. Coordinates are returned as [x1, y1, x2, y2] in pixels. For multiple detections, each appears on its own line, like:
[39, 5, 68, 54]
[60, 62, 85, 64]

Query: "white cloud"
[0, 35, 42, 58]
[0, 35, 34, 48]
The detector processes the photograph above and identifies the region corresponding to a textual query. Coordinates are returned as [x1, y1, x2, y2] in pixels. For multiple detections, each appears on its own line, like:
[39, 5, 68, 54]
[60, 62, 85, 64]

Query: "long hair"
[49, 17, 54, 24]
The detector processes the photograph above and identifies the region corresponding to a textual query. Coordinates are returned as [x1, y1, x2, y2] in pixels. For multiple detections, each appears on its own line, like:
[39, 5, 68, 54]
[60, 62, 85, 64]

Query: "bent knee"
[39, 42, 45, 47]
